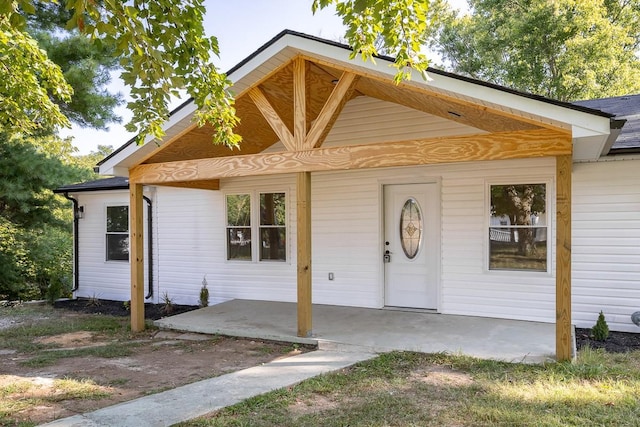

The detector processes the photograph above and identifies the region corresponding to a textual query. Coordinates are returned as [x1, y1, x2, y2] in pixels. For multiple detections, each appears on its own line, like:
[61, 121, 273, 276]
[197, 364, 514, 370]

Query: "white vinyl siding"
[74, 156, 640, 332]
[263, 96, 484, 153]
[152, 178, 296, 306]
[573, 159, 640, 332]
[173, 158, 557, 321]
[74, 158, 559, 323]
[154, 187, 220, 305]
[73, 191, 149, 302]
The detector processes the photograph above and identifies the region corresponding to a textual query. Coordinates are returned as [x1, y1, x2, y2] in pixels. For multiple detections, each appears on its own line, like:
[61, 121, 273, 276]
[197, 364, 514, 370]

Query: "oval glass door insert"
[400, 198, 423, 259]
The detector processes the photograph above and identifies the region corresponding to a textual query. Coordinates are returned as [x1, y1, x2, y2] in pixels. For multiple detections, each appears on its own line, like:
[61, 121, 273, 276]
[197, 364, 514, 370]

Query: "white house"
[55, 31, 640, 360]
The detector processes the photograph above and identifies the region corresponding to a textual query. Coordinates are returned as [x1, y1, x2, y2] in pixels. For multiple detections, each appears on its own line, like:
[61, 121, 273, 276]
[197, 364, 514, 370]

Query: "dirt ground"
[0, 301, 311, 426]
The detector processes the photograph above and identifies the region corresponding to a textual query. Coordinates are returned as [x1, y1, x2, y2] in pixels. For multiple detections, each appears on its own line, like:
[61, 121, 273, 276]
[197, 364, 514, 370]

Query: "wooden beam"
[293, 58, 307, 151]
[248, 86, 296, 151]
[556, 154, 572, 361]
[129, 182, 145, 332]
[130, 129, 572, 184]
[305, 72, 359, 150]
[297, 171, 312, 337]
[298, 53, 571, 133]
[155, 180, 220, 191]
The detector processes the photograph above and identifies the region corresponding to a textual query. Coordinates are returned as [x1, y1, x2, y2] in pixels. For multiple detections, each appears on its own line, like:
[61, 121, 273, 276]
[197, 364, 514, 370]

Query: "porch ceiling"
[140, 56, 548, 166]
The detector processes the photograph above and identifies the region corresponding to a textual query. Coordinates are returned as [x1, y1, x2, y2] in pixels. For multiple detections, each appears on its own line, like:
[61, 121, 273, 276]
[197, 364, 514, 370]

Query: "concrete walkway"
[40, 349, 375, 427]
[155, 299, 561, 363]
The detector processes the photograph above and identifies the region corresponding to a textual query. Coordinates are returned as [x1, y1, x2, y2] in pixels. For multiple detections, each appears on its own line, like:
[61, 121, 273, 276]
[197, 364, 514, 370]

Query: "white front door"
[384, 183, 439, 309]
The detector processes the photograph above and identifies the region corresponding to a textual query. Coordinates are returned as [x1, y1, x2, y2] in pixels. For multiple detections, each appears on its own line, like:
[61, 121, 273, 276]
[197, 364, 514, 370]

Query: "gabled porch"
[100, 32, 615, 362]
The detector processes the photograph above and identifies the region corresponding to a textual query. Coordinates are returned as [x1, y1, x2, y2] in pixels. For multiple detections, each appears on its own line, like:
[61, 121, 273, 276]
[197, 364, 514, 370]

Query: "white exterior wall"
[147, 157, 558, 324]
[573, 159, 640, 332]
[74, 190, 151, 302]
[75, 157, 640, 333]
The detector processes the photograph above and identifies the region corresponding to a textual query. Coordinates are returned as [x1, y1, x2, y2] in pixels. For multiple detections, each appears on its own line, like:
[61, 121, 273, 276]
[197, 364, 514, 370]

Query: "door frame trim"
[377, 176, 442, 311]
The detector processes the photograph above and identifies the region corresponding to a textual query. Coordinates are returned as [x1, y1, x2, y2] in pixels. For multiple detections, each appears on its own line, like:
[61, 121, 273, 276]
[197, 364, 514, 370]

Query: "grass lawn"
[489, 241, 547, 271]
[179, 349, 640, 427]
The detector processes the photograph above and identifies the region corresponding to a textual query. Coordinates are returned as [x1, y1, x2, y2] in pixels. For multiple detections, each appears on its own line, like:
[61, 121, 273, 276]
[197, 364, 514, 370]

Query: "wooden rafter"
[248, 87, 295, 151]
[305, 71, 359, 150]
[155, 180, 220, 191]
[298, 54, 570, 133]
[293, 58, 307, 150]
[130, 129, 572, 184]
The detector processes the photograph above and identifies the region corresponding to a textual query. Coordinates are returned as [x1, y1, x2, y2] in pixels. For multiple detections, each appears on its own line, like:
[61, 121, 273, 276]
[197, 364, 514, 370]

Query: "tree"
[0, 4, 122, 301]
[0, 133, 92, 300]
[491, 184, 546, 257]
[432, 0, 640, 101]
[27, 1, 122, 129]
[2, 0, 442, 146]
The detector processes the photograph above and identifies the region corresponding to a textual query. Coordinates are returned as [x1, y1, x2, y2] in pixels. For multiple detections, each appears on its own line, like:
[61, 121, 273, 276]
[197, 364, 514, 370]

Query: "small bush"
[591, 311, 609, 341]
[199, 276, 209, 308]
[161, 292, 174, 314]
[86, 294, 101, 307]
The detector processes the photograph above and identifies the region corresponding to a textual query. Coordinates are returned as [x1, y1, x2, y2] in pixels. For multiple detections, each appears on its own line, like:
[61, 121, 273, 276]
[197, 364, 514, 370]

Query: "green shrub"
[199, 276, 209, 308]
[161, 292, 174, 314]
[591, 311, 609, 341]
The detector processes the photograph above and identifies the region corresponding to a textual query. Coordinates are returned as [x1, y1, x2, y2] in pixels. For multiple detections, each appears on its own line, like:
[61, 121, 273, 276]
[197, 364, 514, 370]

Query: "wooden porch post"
[556, 155, 572, 361]
[130, 182, 145, 332]
[297, 171, 312, 337]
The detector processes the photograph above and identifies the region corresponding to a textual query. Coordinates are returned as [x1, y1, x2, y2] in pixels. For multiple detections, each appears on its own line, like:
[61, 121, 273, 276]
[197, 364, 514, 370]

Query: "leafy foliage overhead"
[2, 0, 441, 146]
[313, 0, 443, 83]
[432, 0, 640, 101]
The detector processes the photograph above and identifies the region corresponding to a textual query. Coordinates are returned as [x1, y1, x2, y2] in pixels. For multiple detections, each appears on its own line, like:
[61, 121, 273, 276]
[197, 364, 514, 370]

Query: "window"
[488, 183, 547, 272]
[399, 197, 422, 259]
[260, 193, 286, 261]
[226, 192, 287, 262]
[106, 205, 129, 261]
[226, 194, 252, 260]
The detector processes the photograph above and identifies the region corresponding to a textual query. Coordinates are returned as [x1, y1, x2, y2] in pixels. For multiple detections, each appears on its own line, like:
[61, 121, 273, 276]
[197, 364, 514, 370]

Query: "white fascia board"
[276, 35, 612, 137]
[99, 101, 198, 176]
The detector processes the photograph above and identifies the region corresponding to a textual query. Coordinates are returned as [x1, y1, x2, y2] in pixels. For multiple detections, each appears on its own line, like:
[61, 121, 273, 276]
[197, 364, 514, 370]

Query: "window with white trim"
[488, 183, 548, 272]
[226, 192, 287, 262]
[226, 194, 252, 260]
[106, 205, 129, 261]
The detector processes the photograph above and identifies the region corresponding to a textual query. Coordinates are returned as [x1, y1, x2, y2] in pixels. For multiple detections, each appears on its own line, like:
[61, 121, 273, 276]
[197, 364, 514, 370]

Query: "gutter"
[62, 193, 80, 292]
[600, 118, 627, 156]
[143, 195, 154, 300]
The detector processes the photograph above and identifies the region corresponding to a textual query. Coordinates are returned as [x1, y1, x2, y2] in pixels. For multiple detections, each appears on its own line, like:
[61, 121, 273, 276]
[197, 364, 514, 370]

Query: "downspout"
[63, 193, 80, 292]
[143, 195, 154, 300]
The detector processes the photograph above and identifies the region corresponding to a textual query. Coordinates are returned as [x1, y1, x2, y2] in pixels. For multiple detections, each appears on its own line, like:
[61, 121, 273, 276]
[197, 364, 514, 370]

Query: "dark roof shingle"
[574, 94, 640, 152]
[54, 176, 129, 193]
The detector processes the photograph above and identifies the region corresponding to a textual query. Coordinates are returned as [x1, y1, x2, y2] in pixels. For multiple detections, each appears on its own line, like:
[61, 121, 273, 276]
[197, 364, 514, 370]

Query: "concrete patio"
[156, 300, 568, 363]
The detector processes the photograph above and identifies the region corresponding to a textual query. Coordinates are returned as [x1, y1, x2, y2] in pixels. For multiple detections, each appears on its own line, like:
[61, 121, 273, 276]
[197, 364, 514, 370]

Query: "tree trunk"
[506, 185, 536, 256]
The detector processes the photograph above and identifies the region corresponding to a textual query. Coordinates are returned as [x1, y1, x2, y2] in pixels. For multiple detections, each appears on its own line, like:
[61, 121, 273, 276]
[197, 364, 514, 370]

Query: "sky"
[62, 0, 469, 155]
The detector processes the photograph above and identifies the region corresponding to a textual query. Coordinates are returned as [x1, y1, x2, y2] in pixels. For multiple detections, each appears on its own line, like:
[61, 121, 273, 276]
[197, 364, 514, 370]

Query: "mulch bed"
[575, 327, 640, 353]
[54, 298, 199, 320]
